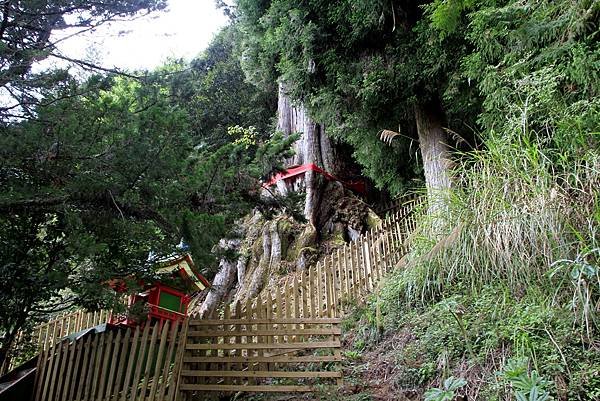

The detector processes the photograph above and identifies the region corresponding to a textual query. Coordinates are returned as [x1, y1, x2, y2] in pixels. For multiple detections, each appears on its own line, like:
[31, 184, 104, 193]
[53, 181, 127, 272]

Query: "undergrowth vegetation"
[350, 113, 600, 397]
[347, 80, 600, 400]
[347, 6, 600, 399]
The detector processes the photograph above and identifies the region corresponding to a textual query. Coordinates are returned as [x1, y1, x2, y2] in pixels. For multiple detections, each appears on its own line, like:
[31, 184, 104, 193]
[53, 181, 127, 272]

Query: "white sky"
[55, 0, 229, 71]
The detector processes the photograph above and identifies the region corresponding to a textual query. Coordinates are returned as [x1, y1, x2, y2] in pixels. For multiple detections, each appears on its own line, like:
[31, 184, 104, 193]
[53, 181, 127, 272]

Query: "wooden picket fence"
[177, 195, 423, 393]
[179, 317, 342, 394]
[32, 321, 185, 401]
[1, 309, 113, 376]
[202, 194, 423, 322]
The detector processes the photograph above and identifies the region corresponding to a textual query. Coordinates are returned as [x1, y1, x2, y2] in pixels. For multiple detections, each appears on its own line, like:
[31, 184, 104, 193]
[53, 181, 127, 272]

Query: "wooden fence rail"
[32, 321, 185, 401]
[179, 317, 342, 395]
[10, 194, 423, 398]
[175, 195, 422, 395]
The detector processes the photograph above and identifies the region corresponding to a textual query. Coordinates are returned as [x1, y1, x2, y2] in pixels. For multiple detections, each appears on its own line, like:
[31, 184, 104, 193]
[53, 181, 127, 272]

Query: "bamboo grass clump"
[386, 134, 600, 319]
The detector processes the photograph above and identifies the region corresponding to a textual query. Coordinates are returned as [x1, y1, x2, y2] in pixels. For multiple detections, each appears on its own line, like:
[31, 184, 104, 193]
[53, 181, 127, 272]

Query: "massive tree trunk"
[414, 100, 452, 218]
[194, 82, 378, 314]
[276, 82, 338, 226]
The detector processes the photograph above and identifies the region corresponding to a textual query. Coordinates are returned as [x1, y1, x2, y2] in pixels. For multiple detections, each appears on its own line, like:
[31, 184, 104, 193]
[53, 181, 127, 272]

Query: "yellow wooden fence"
[179, 317, 342, 395]
[199, 194, 423, 322]
[32, 321, 185, 401]
[1, 309, 113, 376]
[177, 195, 423, 394]
[14, 194, 423, 398]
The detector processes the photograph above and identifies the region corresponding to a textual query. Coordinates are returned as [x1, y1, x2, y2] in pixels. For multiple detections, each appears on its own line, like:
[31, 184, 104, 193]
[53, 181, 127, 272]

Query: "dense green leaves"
[0, 18, 286, 361]
[235, 0, 479, 194]
[0, 0, 167, 120]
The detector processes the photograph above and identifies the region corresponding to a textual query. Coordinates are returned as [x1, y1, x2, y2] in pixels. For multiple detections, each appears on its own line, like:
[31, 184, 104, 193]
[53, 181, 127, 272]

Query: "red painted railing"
[263, 163, 366, 194]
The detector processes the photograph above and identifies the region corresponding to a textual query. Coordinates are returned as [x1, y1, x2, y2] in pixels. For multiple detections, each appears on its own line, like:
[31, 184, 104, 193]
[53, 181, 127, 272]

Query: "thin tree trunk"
[415, 100, 452, 218]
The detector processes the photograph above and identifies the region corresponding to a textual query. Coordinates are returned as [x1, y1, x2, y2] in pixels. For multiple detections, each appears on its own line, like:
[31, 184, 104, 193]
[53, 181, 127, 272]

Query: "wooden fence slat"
[82, 334, 99, 401]
[147, 322, 170, 401]
[330, 253, 339, 315]
[257, 297, 266, 373]
[90, 329, 107, 400]
[222, 305, 232, 386]
[129, 324, 151, 401]
[104, 330, 122, 400]
[157, 322, 179, 399]
[183, 355, 342, 364]
[167, 319, 188, 401]
[186, 340, 340, 351]
[342, 247, 350, 303]
[316, 262, 323, 317]
[352, 239, 361, 297]
[326, 259, 334, 317]
[56, 339, 75, 401]
[370, 229, 381, 284]
[138, 323, 160, 401]
[111, 328, 131, 400]
[181, 370, 342, 378]
[245, 297, 254, 385]
[120, 326, 140, 401]
[292, 275, 299, 340]
[308, 266, 315, 318]
[32, 349, 48, 401]
[50, 340, 68, 401]
[265, 292, 273, 373]
[97, 330, 114, 399]
[180, 384, 315, 393]
[74, 336, 91, 401]
[187, 327, 342, 337]
[66, 338, 83, 401]
[233, 302, 242, 385]
[41, 340, 59, 401]
[367, 231, 377, 288]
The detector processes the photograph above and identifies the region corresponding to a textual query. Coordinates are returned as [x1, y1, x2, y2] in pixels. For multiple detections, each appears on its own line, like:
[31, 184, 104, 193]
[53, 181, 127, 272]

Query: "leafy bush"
[424, 376, 467, 401]
[499, 358, 553, 401]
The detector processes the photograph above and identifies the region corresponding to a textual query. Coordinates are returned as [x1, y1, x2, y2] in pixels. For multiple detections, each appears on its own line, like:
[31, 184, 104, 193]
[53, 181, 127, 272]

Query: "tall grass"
[383, 120, 599, 339]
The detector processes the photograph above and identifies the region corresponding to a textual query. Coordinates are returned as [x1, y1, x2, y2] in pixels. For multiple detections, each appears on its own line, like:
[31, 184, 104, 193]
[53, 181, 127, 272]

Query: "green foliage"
[343, 350, 362, 361]
[425, 0, 478, 37]
[234, 1, 599, 398]
[235, 0, 478, 195]
[0, 0, 167, 121]
[371, 285, 600, 399]
[0, 20, 290, 365]
[424, 376, 467, 401]
[499, 358, 553, 401]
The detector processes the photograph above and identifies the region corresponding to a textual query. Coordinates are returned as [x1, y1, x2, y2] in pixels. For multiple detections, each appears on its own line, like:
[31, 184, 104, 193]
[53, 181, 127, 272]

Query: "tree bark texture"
[196, 83, 379, 311]
[276, 82, 339, 226]
[415, 100, 452, 216]
[197, 238, 241, 319]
